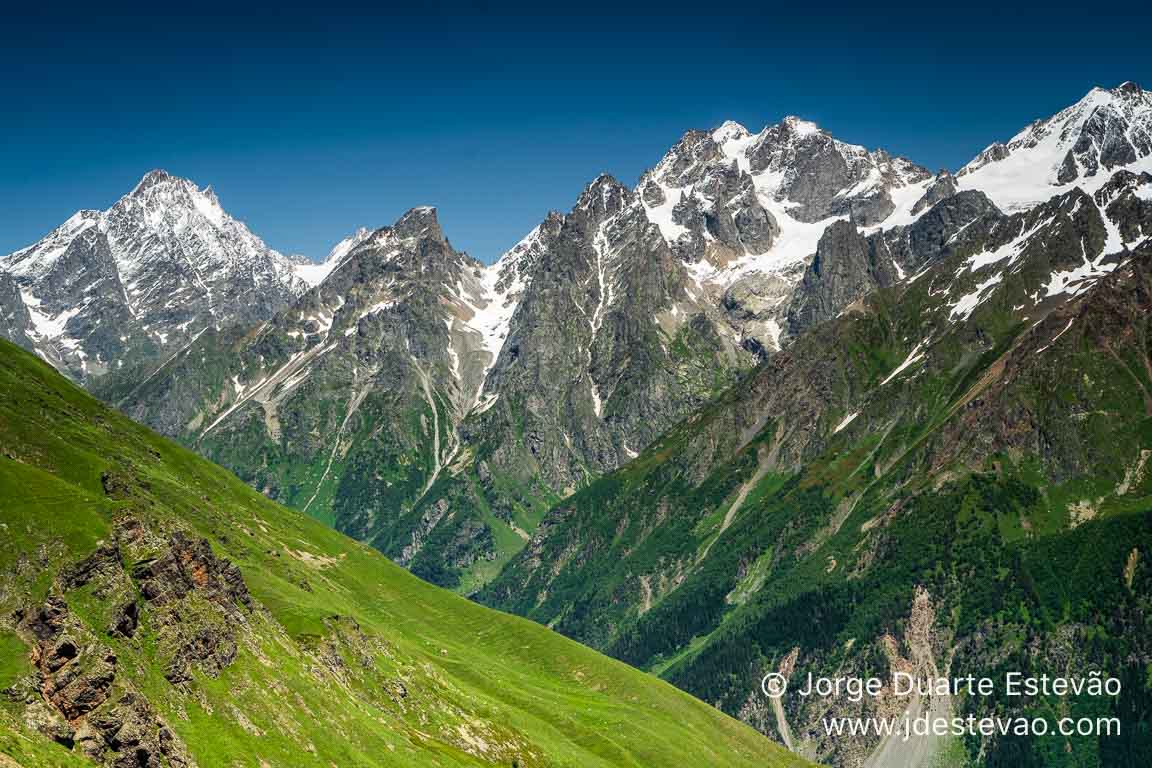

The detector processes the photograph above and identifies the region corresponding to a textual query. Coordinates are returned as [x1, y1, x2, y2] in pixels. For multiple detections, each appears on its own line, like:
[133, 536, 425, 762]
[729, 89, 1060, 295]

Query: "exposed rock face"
[787, 190, 1006, 336]
[1, 171, 307, 384]
[911, 169, 958, 214]
[644, 129, 781, 264]
[885, 189, 1005, 275]
[474, 175, 743, 492]
[132, 530, 252, 684]
[0, 271, 33, 350]
[18, 590, 194, 767]
[132, 531, 252, 611]
[786, 221, 899, 334]
[744, 117, 931, 225]
[7, 512, 258, 767]
[721, 271, 799, 356]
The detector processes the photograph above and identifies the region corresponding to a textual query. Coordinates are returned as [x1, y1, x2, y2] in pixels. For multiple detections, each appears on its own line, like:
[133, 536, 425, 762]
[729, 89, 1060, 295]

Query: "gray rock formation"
[786, 220, 899, 334]
[0, 271, 34, 350]
[745, 118, 931, 225]
[911, 169, 958, 214]
[787, 190, 1006, 336]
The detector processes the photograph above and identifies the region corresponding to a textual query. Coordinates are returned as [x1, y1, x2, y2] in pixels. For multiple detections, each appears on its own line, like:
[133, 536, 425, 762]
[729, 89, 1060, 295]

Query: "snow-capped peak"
[780, 115, 822, 138]
[956, 81, 1152, 213]
[129, 168, 175, 195]
[3, 210, 101, 278]
[1, 170, 306, 381]
[711, 120, 750, 144]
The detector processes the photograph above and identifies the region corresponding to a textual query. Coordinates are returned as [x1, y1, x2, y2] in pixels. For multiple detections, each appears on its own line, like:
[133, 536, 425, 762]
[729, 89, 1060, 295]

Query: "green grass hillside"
[0, 338, 806, 768]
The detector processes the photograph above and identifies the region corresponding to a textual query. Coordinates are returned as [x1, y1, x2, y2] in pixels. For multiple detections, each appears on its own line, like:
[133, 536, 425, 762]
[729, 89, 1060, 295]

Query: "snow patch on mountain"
[295, 227, 373, 287]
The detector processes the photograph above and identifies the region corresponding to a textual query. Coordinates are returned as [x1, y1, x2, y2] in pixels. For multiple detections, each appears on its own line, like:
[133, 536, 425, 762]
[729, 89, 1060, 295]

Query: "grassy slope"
[0, 338, 806, 768]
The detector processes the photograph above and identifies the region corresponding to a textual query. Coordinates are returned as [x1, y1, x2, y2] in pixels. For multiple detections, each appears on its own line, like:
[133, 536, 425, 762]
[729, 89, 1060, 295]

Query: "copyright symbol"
[761, 672, 788, 699]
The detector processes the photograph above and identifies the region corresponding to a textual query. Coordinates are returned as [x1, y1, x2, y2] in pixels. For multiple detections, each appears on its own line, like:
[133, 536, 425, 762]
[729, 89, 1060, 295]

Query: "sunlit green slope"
[0, 338, 806, 768]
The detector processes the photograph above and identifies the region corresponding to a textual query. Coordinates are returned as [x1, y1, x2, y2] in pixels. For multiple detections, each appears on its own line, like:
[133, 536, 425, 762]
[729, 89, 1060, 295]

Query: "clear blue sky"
[3, 1, 1150, 263]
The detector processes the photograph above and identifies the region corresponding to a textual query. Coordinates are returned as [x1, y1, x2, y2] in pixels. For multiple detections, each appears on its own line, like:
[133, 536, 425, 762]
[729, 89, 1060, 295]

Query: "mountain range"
[3, 81, 1152, 767]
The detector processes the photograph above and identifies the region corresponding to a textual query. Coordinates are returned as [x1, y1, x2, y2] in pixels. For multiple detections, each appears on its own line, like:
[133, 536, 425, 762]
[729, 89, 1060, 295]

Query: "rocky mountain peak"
[129, 168, 174, 195]
[711, 120, 750, 144]
[780, 115, 823, 138]
[956, 80, 1152, 211]
[1115, 80, 1143, 96]
[574, 174, 630, 219]
[1, 171, 305, 384]
[392, 205, 445, 243]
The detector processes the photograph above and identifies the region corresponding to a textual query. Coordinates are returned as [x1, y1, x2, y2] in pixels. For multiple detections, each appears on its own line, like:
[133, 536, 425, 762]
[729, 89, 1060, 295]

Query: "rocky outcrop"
[1095, 170, 1152, 243]
[17, 591, 194, 767]
[911, 169, 958, 214]
[129, 529, 252, 684]
[887, 189, 1004, 274]
[131, 531, 252, 612]
[658, 146, 780, 264]
[721, 271, 799, 357]
[786, 221, 900, 335]
[7, 510, 256, 766]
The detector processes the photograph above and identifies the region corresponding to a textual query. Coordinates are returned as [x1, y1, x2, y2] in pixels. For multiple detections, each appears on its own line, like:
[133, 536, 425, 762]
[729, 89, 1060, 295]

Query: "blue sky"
[2, 1, 1150, 263]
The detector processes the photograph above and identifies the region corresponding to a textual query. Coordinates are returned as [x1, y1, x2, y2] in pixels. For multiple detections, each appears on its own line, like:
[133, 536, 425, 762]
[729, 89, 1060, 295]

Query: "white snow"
[834, 411, 859, 433]
[589, 376, 603, 419]
[949, 272, 1004, 321]
[1036, 317, 1076, 354]
[881, 341, 928, 386]
[956, 86, 1152, 212]
[963, 218, 1045, 272]
[20, 290, 83, 340]
[643, 184, 691, 243]
[445, 319, 462, 381]
[294, 227, 372, 287]
[763, 318, 783, 351]
[782, 115, 820, 138]
[1043, 258, 1113, 298]
[191, 188, 225, 227]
